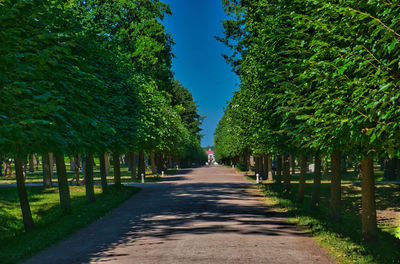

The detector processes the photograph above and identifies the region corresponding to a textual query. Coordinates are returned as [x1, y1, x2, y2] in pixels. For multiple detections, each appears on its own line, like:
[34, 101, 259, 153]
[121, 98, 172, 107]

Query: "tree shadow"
[27, 179, 316, 263]
[264, 182, 400, 263]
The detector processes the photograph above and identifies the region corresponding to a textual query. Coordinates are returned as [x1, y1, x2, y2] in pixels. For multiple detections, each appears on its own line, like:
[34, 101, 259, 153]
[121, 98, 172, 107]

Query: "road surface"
[24, 166, 333, 264]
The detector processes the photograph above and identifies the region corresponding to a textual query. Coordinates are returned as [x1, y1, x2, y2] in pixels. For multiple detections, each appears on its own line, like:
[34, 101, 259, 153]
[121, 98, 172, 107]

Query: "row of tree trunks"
[17, 150, 137, 233]
[240, 150, 377, 241]
[252, 154, 274, 182]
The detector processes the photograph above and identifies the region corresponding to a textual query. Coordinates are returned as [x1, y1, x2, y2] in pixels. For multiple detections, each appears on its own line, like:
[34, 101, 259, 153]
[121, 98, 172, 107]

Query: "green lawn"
[0, 185, 140, 264]
[255, 180, 400, 264]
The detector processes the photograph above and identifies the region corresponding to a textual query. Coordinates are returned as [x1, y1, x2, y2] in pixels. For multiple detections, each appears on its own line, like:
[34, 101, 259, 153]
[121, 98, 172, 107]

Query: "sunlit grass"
[0, 185, 139, 264]
[256, 182, 400, 264]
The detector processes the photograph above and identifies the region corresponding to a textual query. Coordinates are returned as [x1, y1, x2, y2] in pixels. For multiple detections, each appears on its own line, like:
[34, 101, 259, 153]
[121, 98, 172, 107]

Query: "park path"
[24, 166, 333, 264]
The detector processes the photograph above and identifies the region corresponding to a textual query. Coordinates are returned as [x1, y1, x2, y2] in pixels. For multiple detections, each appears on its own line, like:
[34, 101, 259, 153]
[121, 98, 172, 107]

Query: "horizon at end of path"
[24, 165, 334, 264]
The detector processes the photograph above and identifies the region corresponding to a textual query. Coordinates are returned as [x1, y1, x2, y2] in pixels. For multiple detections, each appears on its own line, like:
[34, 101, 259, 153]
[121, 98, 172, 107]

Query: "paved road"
[24, 166, 333, 264]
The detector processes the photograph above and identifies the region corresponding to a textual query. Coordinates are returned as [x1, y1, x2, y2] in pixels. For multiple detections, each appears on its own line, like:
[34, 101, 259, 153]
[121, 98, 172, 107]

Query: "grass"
[0, 185, 140, 264]
[254, 180, 400, 264]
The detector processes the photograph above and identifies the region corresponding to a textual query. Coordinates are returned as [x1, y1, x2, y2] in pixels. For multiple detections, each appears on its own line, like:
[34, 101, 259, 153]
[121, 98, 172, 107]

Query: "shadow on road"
[25, 166, 325, 264]
[76, 181, 304, 263]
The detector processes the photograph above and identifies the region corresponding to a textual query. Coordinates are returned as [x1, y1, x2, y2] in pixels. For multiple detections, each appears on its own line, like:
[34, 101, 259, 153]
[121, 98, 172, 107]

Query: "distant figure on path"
[206, 149, 215, 165]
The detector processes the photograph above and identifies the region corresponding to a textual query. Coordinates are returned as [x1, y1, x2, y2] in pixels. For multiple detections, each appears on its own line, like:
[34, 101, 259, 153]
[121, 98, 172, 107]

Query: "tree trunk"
[246, 154, 251, 171]
[69, 155, 74, 171]
[330, 151, 342, 222]
[168, 154, 173, 168]
[322, 156, 329, 180]
[49, 152, 54, 174]
[127, 152, 132, 171]
[267, 156, 273, 181]
[112, 151, 121, 187]
[124, 154, 129, 167]
[23, 157, 27, 178]
[297, 154, 307, 202]
[138, 150, 145, 177]
[85, 154, 95, 203]
[290, 155, 296, 175]
[72, 155, 81, 185]
[311, 153, 322, 209]
[15, 154, 34, 231]
[156, 152, 163, 173]
[361, 155, 377, 240]
[341, 155, 348, 178]
[42, 153, 52, 188]
[55, 153, 71, 214]
[129, 151, 136, 180]
[261, 154, 267, 179]
[395, 158, 400, 181]
[383, 157, 400, 181]
[34, 154, 40, 170]
[276, 155, 282, 184]
[99, 152, 108, 194]
[28, 154, 34, 173]
[104, 152, 110, 176]
[5, 161, 12, 177]
[254, 156, 259, 175]
[150, 152, 157, 174]
[283, 155, 290, 192]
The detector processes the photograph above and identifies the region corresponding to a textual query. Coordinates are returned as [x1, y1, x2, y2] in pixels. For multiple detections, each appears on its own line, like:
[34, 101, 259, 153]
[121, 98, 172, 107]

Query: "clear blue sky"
[162, 0, 239, 147]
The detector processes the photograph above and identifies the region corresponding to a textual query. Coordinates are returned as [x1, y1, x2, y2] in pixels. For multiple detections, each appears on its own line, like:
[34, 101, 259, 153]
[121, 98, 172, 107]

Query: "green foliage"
[0, 0, 203, 159]
[215, 0, 400, 161]
[0, 0, 205, 237]
[170, 80, 204, 139]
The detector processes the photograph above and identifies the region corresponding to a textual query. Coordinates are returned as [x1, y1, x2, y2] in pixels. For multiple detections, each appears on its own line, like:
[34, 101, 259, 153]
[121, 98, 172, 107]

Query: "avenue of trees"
[0, 0, 205, 231]
[215, 0, 400, 241]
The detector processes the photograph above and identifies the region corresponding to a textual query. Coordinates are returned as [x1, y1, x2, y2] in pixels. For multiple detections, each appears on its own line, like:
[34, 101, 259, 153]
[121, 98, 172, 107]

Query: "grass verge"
[259, 182, 400, 264]
[0, 185, 140, 264]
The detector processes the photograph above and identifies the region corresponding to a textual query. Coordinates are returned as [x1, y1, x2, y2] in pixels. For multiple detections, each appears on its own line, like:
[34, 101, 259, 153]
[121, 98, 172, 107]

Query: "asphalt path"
[24, 166, 334, 264]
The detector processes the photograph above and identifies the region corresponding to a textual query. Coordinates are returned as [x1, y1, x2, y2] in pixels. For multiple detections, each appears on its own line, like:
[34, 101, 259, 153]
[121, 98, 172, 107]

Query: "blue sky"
[162, 0, 240, 147]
